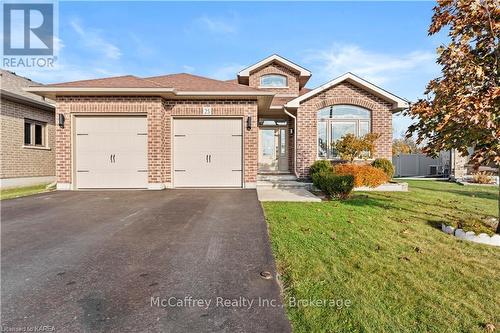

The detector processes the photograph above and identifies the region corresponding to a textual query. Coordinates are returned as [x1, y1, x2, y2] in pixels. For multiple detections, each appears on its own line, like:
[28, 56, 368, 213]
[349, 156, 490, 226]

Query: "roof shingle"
[44, 73, 263, 93]
[1, 69, 49, 103]
[145, 73, 261, 92]
[46, 75, 163, 88]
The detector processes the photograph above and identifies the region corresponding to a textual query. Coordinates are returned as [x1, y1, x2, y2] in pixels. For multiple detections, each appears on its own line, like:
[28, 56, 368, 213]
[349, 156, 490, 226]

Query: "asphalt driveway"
[1, 190, 291, 333]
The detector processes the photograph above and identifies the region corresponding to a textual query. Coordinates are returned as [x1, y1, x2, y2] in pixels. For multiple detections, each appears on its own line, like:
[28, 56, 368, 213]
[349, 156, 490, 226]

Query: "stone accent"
[55, 97, 258, 188]
[0, 176, 56, 189]
[441, 223, 500, 247]
[295, 81, 393, 178]
[248, 61, 301, 96]
[0, 98, 55, 179]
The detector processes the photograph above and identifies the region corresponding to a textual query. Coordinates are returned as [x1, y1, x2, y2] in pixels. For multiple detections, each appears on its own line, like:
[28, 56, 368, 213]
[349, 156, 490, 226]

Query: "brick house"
[1, 70, 56, 188]
[27, 55, 408, 190]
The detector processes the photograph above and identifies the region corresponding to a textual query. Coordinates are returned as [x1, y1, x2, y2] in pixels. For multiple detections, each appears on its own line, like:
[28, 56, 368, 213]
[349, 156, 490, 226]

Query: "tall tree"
[406, 0, 499, 166]
[392, 137, 422, 155]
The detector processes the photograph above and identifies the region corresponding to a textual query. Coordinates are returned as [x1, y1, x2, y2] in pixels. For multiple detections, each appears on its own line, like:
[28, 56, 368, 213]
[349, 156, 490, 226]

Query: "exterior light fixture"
[289, 128, 294, 135]
[246, 116, 252, 130]
[58, 114, 65, 128]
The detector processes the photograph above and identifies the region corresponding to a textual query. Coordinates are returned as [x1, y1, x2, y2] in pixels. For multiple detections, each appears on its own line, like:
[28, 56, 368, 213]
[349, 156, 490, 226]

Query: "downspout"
[284, 107, 298, 178]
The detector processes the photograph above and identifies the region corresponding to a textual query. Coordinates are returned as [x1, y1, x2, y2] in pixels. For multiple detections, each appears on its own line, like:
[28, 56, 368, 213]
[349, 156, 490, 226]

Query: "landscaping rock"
[465, 231, 476, 241]
[444, 225, 455, 234]
[442, 224, 500, 247]
[490, 235, 500, 246]
[454, 229, 466, 239]
[477, 233, 490, 241]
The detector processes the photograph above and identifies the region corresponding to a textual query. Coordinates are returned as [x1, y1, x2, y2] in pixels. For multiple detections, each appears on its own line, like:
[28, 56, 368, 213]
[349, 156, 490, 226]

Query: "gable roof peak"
[285, 72, 409, 111]
[238, 54, 311, 78]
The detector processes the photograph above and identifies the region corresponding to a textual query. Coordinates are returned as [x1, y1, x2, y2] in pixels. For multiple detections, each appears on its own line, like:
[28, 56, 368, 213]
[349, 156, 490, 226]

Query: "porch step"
[256, 180, 311, 189]
[257, 174, 297, 182]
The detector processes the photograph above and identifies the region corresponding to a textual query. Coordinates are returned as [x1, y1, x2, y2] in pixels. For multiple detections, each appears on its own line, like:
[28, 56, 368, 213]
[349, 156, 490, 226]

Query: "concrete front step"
[257, 180, 311, 189]
[257, 174, 297, 182]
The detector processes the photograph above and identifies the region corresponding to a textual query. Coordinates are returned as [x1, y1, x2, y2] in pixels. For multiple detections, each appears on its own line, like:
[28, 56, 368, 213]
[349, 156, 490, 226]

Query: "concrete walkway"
[257, 187, 321, 202]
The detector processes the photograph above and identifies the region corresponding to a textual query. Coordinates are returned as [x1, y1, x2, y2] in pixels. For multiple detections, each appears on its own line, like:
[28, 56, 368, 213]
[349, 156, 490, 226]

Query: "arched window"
[317, 105, 371, 158]
[260, 74, 287, 88]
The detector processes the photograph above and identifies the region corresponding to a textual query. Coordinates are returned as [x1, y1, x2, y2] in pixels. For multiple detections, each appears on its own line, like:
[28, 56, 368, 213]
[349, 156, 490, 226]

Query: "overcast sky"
[12, 1, 446, 138]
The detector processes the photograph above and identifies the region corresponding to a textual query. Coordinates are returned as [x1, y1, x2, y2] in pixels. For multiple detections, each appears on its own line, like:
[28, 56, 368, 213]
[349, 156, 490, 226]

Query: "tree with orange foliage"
[405, 0, 499, 233]
[334, 133, 380, 162]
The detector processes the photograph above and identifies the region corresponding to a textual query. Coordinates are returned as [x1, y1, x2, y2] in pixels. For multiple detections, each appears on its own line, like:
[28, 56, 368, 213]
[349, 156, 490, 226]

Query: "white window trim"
[23, 119, 49, 149]
[22, 145, 51, 150]
[317, 106, 372, 160]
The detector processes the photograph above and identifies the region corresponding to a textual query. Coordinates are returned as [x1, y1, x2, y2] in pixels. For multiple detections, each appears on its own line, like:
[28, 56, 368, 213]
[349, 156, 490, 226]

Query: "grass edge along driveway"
[263, 180, 499, 333]
[1, 183, 52, 200]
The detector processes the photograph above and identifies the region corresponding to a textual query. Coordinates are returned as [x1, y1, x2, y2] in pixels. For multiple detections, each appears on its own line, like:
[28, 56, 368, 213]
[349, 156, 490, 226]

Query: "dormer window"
[260, 74, 287, 88]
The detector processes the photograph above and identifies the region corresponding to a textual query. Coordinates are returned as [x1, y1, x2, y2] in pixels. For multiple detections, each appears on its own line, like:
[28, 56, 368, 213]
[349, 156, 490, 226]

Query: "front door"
[259, 127, 288, 172]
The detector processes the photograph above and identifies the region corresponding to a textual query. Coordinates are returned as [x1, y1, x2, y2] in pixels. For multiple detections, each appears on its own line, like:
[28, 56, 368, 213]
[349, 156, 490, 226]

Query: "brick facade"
[55, 97, 258, 188]
[295, 81, 393, 178]
[43, 56, 400, 188]
[248, 62, 301, 96]
[0, 98, 55, 179]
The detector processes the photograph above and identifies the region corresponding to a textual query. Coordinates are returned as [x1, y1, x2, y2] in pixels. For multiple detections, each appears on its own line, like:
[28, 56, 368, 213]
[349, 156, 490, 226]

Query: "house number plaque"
[202, 106, 212, 115]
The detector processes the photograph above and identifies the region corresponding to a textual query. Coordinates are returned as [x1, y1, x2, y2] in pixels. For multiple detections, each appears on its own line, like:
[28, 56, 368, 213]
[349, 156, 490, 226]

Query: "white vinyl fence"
[392, 152, 450, 177]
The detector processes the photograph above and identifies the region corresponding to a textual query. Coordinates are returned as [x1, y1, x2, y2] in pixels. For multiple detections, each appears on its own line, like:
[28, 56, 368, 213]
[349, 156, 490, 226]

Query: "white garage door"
[75, 116, 148, 189]
[173, 118, 242, 188]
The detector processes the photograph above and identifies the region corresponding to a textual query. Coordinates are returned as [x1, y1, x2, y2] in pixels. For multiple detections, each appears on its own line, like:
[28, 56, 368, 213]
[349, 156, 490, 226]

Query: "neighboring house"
[1, 70, 56, 188]
[27, 54, 408, 190]
[450, 148, 498, 181]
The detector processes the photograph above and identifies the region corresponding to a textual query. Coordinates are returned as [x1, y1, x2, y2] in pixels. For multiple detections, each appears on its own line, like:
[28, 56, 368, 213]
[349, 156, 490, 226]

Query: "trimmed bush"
[312, 171, 354, 199]
[311, 170, 328, 191]
[334, 163, 388, 188]
[309, 160, 333, 177]
[371, 158, 395, 179]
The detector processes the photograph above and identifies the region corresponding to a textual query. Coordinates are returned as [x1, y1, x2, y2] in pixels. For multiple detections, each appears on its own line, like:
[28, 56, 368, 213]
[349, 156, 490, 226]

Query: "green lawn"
[0, 183, 53, 200]
[263, 180, 499, 333]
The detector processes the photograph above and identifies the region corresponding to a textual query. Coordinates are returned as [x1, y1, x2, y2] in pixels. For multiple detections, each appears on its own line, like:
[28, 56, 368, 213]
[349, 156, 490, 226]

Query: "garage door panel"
[114, 152, 148, 169]
[173, 119, 242, 188]
[173, 151, 211, 170]
[211, 152, 242, 169]
[77, 171, 147, 189]
[76, 152, 113, 171]
[77, 117, 147, 133]
[75, 116, 148, 189]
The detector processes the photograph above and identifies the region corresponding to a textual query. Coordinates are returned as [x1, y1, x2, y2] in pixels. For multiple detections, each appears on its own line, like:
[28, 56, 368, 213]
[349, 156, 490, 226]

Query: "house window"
[260, 74, 287, 88]
[24, 119, 46, 147]
[258, 118, 288, 126]
[317, 105, 371, 159]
